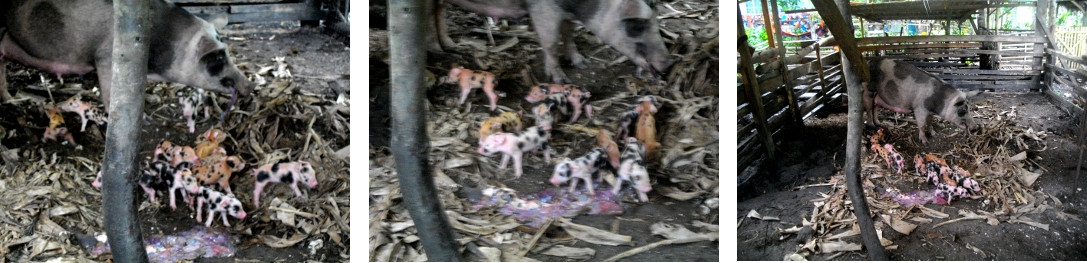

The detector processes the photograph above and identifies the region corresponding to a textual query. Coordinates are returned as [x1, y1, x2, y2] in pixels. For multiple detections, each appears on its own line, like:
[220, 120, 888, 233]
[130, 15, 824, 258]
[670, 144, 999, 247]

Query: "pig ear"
[206, 13, 229, 31]
[964, 90, 982, 98]
[197, 35, 220, 54]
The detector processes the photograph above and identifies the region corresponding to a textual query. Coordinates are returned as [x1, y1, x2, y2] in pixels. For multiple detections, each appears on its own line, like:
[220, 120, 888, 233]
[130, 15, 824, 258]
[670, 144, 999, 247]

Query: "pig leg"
[457, 81, 472, 105]
[512, 151, 524, 178]
[542, 143, 551, 163]
[914, 111, 930, 144]
[253, 182, 267, 206]
[221, 212, 231, 227]
[96, 58, 113, 110]
[169, 188, 178, 210]
[637, 191, 648, 202]
[568, 177, 580, 192]
[435, 0, 458, 49]
[582, 175, 595, 195]
[499, 152, 511, 169]
[482, 78, 498, 111]
[560, 21, 587, 69]
[196, 197, 205, 223]
[289, 182, 305, 199]
[530, 11, 570, 84]
[205, 209, 216, 227]
[0, 59, 10, 103]
[863, 87, 878, 128]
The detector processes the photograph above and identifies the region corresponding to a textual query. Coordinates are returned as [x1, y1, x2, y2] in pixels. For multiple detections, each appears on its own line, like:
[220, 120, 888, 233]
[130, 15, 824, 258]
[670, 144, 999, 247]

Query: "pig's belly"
[1, 37, 96, 76]
[875, 96, 913, 114]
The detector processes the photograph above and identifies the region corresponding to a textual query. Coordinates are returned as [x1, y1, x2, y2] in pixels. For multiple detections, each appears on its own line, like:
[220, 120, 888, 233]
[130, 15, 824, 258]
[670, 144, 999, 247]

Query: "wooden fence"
[173, 0, 328, 24]
[738, 34, 1055, 181]
[738, 36, 845, 180]
[855, 35, 1047, 91]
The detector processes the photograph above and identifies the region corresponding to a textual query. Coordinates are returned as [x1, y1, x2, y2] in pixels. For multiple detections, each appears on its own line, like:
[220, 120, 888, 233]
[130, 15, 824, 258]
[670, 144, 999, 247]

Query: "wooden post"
[1034, 0, 1049, 89]
[104, 0, 151, 262]
[770, 0, 803, 126]
[761, 0, 776, 49]
[980, 8, 994, 70]
[815, 43, 827, 99]
[811, 0, 888, 260]
[389, 0, 463, 260]
[739, 7, 777, 161]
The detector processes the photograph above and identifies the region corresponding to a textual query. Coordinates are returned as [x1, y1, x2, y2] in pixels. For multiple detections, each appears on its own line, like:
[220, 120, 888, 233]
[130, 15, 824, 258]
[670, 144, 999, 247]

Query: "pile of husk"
[781, 98, 1081, 260]
[368, 1, 719, 261]
[0, 51, 349, 261]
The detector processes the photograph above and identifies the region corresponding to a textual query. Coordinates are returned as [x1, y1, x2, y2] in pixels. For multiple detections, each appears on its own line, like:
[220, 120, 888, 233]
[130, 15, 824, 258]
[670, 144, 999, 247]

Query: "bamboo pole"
[770, 0, 803, 126]
[761, 0, 776, 49]
[739, 7, 777, 161]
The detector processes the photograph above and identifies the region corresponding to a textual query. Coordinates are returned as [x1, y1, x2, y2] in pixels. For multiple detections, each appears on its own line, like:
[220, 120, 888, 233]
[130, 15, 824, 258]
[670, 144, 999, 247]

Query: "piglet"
[58, 96, 107, 132]
[635, 109, 661, 160]
[137, 161, 175, 204]
[596, 130, 621, 169]
[152, 140, 176, 163]
[550, 148, 609, 194]
[42, 106, 76, 145]
[169, 146, 199, 169]
[524, 83, 572, 103]
[565, 86, 593, 123]
[447, 67, 499, 111]
[193, 155, 245, 196]
[532, 104, 555, 131]
[179, 89, 207, 133]
[479, 111, 523, 141]
[616, 96, 659, 139]
[168, 168, 201, 210]
[252, 160, 318, 206]
[194, 186, 247, 227]
[478, 126, 551, 178]
[614, 137, 652, 202]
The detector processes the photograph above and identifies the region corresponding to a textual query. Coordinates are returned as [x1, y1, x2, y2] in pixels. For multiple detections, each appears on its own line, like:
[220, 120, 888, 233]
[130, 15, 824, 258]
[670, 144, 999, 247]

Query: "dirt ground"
[369, 1, 719, 261]
[0, 22, 349, 262]
[737, 92, 1087, 260]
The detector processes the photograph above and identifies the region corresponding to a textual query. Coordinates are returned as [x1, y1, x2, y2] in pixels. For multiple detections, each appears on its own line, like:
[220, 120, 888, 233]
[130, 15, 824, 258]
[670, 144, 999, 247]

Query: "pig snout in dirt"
[437, 0, 674, 83]
[864, 59, 981, 144]
[0, 0, 254, 107]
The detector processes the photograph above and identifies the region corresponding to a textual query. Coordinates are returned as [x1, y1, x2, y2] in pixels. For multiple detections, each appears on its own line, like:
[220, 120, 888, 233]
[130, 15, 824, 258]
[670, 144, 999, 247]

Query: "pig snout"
[549, 177, 563, 185]
[237, 211, 247, 219]
[637, 184, 653, 193]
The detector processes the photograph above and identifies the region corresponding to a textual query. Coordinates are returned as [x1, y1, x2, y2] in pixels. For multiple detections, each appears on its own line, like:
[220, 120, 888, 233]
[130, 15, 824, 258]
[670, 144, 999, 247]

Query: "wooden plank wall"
[737, 37, 845, 176]
[856, 35, 1047, 91]
[173, 0, 326, 24]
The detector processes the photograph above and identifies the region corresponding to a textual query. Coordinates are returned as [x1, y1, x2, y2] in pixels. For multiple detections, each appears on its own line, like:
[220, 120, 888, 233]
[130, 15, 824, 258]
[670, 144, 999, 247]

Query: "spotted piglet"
[524, 83, 572, 103]
[252, 160, 318, 206]
[550, 148, 610, 194]
[616, 96, 659, 140]
[194, 186, 247, 227]
[614, 137, 652, 202]
[565, 86, 592, 123]
[532, 104, 555, 131]
[179, 89, 208, 133]
[58, 96, 107, 132]
[447, 67, 499, 111]
[169, 146, 199, 169]
[193, 155, 245, 196]
[478, 126, 551, 178]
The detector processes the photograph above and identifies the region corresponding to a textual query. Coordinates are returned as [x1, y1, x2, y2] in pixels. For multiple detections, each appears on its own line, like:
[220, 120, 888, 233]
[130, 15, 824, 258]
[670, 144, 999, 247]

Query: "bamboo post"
[761, 0, 776, 49]
[770, 0, 803, 126]
[739, 7, 777, 161]
[812, 0, 887, 260]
